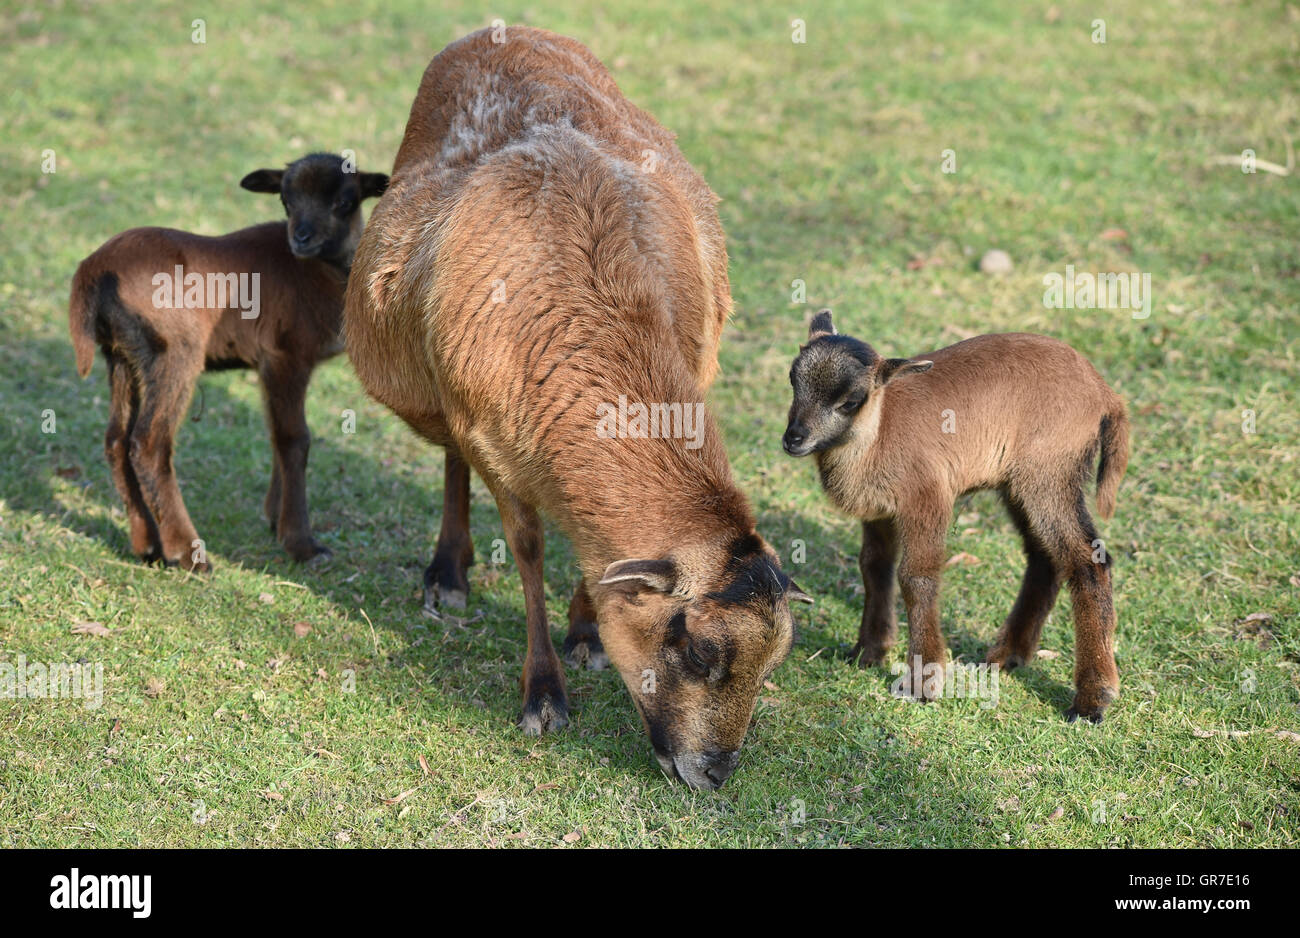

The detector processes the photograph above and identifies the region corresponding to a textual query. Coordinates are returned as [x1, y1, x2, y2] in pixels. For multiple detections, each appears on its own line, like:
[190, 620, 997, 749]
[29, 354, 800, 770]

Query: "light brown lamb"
[784, 310, 1129, 722]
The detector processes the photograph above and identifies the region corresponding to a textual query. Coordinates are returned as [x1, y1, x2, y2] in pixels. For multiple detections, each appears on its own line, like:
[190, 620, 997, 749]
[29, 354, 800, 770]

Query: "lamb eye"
[335, 199, 356, 215]
[838, 396, 865, 414]
[685, 644, 709, 674]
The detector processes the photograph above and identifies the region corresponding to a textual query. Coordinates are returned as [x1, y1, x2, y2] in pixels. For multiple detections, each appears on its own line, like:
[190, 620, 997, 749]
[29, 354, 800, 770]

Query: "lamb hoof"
[1065, 705, 1105, 724]
[285, 538, 331, 565]
[1067, 683, 1117, 724]
[171, 554, 212, 575]
[894, 665, 942, 702]
[986, 645, 1029, 670]
[848, 642, 888, 668]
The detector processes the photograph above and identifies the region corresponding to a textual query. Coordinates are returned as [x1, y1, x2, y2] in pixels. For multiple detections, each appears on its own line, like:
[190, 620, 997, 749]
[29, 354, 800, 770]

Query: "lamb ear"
[881, 358, 933, 383]
[808, 308, 836, 340]
[239, 168, 284, 194]
[786, 581, 815, 605]
[359, 172, 389, 198]
[598, 558, 677, 594]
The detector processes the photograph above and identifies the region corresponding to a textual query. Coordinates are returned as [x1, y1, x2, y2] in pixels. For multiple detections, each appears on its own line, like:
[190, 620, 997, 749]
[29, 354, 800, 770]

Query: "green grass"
[2, 0, 1298, 847]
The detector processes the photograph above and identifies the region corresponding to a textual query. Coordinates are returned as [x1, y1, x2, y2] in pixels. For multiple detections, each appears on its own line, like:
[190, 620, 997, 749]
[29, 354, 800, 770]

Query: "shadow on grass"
[752, 498, 1078, 720]
[3, 338, 539, 727]
[7, 333, 1052, 835]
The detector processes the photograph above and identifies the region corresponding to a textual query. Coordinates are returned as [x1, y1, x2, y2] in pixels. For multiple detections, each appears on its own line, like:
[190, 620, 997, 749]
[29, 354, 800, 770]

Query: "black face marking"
[710, 551, 790, 608]
[792, 336, 877, 403]
[828, 378, 855, 404]
[816, 334, 878, 368]
[665, 610, 688, 644]
[665, 611, 731, 682]
[726, 533, 765, 566]
[684, 641, 712, 676]
[641, 696, 676, 757]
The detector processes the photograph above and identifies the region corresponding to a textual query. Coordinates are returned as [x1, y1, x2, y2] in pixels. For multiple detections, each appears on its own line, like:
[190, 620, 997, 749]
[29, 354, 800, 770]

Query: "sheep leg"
[1063, 556, 1119, 722]
[260, 361, 330, 563]
[263, 459, 282, 534]
[493, 489, 567, 735]
[1052, 503, 1118, 722]
[105, 356, 162, 562]
[987, 497, 1062, 669]
[849, 518, 898, 667]
[895, 504, 950, 702]
[562, 579, 608, 670]
[1018, 485, 1119, 722]
[129, 358, 207, 572]
[423, 448, 474, 612]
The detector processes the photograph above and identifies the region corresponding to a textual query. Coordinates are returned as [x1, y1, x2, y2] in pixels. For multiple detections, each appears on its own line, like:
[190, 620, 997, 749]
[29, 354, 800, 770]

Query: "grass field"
[2, 0, 1298, 848]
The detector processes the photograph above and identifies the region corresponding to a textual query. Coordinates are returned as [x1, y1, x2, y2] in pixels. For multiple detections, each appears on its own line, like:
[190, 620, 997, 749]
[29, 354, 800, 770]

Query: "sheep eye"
[685, 644, 709, 674]
[837, 396, 865, 414]
[335, 199, 356, 215]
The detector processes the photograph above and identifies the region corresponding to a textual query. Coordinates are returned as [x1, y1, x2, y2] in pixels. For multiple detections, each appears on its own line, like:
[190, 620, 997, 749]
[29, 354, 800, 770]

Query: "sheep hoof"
[986, 644, 1029, 670]
[432, 585, 468, 611]
[562, 633, 609, 671]
[894, 665, 943, 703]
[518, 688, 569, 736]
[1065, 705, 1104, 724]
[848, 641, 888, 668]
[285, 537, 331, 565]
[168, 553, 212, 575]
[1067, 686, 1116, 724]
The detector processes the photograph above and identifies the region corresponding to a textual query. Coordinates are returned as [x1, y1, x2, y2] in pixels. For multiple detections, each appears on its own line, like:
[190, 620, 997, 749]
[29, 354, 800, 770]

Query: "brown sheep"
[784, 310, 1129, 722]
[69, 153, 388, 570]
[345, 27, 810, 788]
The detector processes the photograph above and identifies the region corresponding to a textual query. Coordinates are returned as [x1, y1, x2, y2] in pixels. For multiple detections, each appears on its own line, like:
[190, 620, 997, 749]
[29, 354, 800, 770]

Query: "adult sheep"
[345, 26, 808, 789]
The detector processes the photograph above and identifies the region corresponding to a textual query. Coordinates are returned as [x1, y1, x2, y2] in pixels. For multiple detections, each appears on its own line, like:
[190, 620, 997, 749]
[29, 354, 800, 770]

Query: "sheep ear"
[240, 169, 284, 194]
[359, 172, 389, 199]
[598, 558, 677, 594]
[881, 358, 932, 383]
[808, 308, 836, 340]
[786, 581, 815, 605]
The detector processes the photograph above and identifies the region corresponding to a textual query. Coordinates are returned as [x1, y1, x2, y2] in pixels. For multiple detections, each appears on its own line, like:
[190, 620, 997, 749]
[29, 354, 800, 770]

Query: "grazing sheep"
[345, 27, 810, 788]
[69, 153, 388, 570]
[784, 310, 1129, 722]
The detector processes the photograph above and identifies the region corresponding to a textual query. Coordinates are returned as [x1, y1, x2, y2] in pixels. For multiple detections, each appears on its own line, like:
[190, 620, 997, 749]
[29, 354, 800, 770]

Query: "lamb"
[345, 26, 810, 789]
[783, 310, 1129, 722]
[68, 153, 388, 571]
